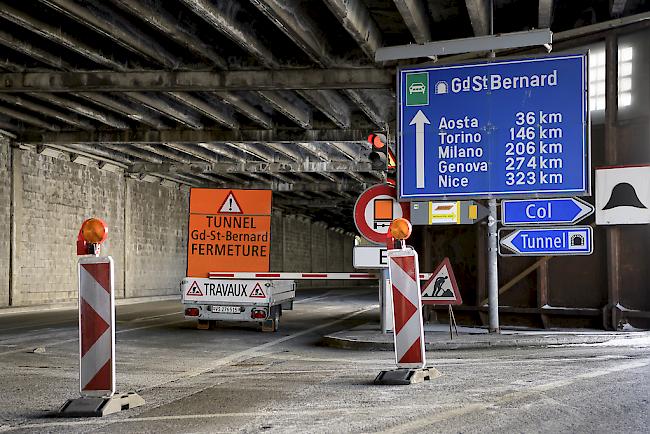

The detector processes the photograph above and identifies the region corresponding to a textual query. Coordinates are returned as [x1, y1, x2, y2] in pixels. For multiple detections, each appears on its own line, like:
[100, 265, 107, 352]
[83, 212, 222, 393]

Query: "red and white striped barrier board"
[78, 256, 115, 397]
[387, 247, 426, 368]
[208, 271, 433, 280]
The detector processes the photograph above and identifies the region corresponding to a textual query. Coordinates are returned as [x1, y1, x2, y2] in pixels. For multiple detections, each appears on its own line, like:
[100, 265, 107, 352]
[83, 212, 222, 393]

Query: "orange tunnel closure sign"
[187, 189, 272, 277]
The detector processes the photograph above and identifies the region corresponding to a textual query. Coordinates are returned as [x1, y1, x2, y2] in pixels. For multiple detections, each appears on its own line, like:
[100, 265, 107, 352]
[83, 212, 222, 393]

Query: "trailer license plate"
[211, 305, 241, 314]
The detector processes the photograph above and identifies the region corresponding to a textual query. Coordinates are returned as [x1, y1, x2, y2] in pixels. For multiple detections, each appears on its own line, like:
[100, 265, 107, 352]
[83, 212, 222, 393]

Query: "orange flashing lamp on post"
[387, 217, 412, 250]
[77, 218, 108, 256]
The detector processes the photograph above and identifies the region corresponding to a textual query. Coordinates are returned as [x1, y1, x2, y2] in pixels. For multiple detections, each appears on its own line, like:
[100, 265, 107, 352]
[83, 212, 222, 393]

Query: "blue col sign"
[502, 197, 594, 225]
[499, 226, 593, 256]
[398, 53, 589, 200]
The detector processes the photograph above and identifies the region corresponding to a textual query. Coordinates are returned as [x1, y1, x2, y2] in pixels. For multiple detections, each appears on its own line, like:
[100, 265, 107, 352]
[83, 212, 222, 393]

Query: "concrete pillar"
[9, 146, 23, 306]
[0, 142, 11, 307]
[123, 178, 132, 299]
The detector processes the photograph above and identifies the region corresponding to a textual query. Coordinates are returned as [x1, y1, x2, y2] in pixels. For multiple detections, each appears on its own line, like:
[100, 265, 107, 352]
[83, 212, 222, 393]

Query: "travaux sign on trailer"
[187, 188, 272, 277]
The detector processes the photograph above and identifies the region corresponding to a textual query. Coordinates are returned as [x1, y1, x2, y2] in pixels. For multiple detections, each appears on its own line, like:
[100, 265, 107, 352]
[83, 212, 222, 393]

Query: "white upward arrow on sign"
[409, 110, 430, 189]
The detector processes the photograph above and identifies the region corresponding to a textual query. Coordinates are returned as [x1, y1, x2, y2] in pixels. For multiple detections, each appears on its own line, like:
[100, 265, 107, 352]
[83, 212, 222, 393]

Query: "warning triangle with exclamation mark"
[218, 191, 243, 214]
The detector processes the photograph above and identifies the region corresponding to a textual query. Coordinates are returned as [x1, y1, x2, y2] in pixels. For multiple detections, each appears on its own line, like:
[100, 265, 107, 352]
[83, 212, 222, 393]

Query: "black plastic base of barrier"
[58, 392, 144, 417]
[374, 367, 441, 385]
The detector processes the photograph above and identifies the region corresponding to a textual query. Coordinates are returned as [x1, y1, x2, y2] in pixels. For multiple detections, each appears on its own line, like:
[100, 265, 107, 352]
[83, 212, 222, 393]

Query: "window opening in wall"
[588, 46, 633, 111]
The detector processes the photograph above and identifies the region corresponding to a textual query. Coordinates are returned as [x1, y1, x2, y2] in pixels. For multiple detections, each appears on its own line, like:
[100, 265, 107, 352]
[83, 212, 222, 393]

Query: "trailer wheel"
[262, 307, 281, 332]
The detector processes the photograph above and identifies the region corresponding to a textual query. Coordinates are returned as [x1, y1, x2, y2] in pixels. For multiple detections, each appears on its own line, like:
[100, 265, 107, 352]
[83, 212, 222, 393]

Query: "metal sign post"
[487, 199, 500, 333]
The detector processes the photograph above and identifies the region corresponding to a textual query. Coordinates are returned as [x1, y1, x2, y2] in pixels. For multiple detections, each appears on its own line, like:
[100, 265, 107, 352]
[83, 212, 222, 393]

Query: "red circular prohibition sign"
[353, 184, 410, 244]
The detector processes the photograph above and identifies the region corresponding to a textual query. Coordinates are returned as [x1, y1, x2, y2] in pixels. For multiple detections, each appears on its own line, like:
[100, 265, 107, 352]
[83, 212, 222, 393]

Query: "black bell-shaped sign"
[602, 182, 648, 210]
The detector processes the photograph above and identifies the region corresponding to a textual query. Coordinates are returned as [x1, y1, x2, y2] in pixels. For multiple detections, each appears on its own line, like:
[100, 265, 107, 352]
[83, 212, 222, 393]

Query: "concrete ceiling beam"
[167, 92, 238, 129]
[328, 142, 366, 160]
[294, 142, 332, 162]
[123, 93, 203, 129]
[250, 1, 377, 129]
[0, 7, 165, 131]
[109, 0, 228, 68]
[257, 91, 312, 129]
[0, 93, 95, 130]
[179, 0, 279, 68]
[322, 0, 383, 60]
[27, 93, 129, 129]
[251, 0, 334, 66]
[214, 92, 273, 129]
[161, 143, 237, 164]
[393, 0, 433, 43]
[38, 0, 179, 68]
[0, 29, 71, 69]
[344, 89, 389, 129]
[0, 69, 392, 92]
[0, 3, 124, 69]
[53, 143, 135, 164]
[100, 144, 164, 164]
[18, 128, 370, 145]
[134, 145, 205, 165]
[297, 90, 351, 129]
[611, 0, 628, 17]
[214, 179, 368, 193]
[0, 106, 60, 131]
[73, 93, 167, 129]
[538, 0, 554, 28]
[38, 0, 243, 132]
[465, 0, 491, 36]
[223, 142, 277, 162]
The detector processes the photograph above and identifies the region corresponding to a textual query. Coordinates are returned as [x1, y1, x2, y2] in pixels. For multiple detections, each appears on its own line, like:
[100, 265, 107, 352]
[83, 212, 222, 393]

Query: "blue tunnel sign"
[499, 226, 593, 256]
[398, 53, 589, 200]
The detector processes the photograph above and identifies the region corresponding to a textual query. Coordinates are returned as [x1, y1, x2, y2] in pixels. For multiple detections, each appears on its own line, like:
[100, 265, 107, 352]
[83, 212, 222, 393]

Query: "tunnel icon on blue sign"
[568, 231, 586, 250]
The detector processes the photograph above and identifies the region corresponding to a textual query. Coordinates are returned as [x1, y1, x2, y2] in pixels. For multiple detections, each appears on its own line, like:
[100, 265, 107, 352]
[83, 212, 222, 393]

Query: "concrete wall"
[124, 178, 189, 298]
[0, 144, 356, 308]
[10, 147, 126, 306]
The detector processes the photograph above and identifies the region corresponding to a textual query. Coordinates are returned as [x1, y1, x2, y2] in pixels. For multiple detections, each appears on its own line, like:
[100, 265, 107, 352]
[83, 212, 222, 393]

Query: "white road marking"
[131, 311, 183, 322]
[294, 292, 335, 304]
[141, 304, 378, 390]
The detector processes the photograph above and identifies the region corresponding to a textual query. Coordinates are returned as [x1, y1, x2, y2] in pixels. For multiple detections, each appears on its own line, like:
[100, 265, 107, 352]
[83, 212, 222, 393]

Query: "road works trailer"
[181, 278, 295, 331]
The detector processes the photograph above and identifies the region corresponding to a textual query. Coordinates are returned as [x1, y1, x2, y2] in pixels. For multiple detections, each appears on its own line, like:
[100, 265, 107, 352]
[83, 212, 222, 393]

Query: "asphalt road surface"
[0, 288, 648, 433]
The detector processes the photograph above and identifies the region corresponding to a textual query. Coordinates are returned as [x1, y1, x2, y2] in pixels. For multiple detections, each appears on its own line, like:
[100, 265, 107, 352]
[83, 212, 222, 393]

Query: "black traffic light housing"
[368, 133, 387, 171]
[368, 133, 397, 182]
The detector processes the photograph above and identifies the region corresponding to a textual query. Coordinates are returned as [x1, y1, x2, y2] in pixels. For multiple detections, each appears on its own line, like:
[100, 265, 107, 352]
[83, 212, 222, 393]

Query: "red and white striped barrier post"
[387, 248, 425, 368]
[375, 218, 440, 385]
[78, 256, 115, 396]
[59, 218, 144, 417]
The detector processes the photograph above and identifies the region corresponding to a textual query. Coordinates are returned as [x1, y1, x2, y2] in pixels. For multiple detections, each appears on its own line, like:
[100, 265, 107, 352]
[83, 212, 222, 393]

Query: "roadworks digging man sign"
[187, 188, 272, 277]
[421, 257, 462, 305]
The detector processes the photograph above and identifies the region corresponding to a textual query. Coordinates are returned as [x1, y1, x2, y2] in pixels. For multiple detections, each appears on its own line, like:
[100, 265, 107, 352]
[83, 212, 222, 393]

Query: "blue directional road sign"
[499, 226, 593, 256]
[398, 53, 589, 200]
[502, 197, 594, 226]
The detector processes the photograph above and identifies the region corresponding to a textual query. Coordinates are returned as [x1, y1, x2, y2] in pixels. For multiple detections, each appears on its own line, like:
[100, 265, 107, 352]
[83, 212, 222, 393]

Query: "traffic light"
[368, 133, 387, 171]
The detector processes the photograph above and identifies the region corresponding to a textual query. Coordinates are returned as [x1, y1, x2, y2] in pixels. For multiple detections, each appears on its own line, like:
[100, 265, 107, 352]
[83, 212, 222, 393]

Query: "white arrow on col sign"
[409, 110, 430, 189]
